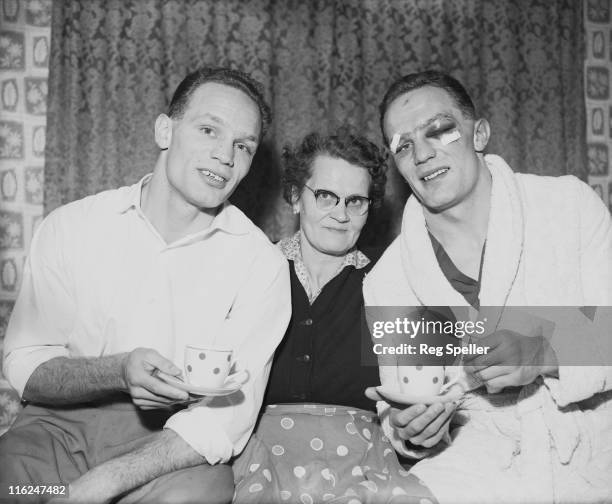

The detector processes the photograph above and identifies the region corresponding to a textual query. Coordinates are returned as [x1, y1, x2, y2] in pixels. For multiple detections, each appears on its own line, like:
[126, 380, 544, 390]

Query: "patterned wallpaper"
[0, 0, 50, 421]
[586, 0, 612, 208]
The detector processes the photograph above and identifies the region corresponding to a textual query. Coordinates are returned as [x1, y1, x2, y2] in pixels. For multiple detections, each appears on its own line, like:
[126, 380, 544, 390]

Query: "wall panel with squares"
[0, 0, 51, 433]
[586, 0, 612, 211]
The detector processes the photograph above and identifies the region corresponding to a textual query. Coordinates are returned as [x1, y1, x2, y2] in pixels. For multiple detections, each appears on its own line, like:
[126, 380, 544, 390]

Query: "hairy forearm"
[70, 429, 205, 502]
[22, 354, 128, 404]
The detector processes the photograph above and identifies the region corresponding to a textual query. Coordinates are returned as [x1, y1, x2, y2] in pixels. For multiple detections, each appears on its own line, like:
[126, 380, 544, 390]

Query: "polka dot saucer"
[156, 369, 249, 397]
[375, 384, 463, 406]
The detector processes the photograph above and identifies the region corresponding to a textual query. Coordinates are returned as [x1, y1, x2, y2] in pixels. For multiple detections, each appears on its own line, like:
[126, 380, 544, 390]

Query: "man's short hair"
[168, 67, 272, 138]
[379, 70, 476, 143]
[281, 126, 387, 209]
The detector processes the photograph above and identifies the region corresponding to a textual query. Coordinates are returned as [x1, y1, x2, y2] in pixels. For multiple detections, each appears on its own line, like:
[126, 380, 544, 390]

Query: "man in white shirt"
[0, 67, 291, 503]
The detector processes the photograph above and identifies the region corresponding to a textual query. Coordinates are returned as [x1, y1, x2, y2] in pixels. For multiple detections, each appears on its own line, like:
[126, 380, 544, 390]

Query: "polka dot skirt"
[233, 404, 438, 503]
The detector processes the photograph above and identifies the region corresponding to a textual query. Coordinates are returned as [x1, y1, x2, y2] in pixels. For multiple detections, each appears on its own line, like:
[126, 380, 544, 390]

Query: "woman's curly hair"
[281, 127, 387, 209]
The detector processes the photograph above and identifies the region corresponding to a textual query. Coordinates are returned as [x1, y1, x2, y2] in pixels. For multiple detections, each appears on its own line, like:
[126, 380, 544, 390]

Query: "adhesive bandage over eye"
[390, 133, 400, 154]
[440, 129, 461, 145]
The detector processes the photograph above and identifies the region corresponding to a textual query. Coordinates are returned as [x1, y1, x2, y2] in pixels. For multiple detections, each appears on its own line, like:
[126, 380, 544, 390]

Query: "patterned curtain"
[45, 0, 585, 245]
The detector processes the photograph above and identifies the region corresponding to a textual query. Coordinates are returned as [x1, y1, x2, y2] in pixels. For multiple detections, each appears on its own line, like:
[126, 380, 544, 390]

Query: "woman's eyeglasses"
[303, 185, 371, 216]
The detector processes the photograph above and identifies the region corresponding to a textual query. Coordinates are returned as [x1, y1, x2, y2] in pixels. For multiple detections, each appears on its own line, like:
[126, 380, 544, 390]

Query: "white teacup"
[184, 346, 233, 388]
[397, 365, 445, 396]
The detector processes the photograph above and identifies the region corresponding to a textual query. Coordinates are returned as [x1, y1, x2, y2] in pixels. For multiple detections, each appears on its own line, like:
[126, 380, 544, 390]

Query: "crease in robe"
[363, 154, 612, 504]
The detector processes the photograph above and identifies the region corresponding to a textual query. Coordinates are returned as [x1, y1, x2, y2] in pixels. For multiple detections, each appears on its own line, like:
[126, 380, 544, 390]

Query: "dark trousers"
[0, 400, 232, 504]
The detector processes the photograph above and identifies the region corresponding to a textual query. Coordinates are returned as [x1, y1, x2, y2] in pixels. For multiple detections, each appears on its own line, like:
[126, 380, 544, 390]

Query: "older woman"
[233, 130, 437, 504]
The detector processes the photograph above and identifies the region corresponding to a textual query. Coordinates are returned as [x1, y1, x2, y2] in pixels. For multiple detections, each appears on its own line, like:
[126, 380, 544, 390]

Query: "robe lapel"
[398, 155, 525, 311]
[399, 196, 468, 307]
[479, 155, 525, 307]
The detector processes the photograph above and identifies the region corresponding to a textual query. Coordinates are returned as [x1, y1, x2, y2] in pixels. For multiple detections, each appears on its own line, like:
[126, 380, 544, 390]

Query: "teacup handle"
[226, 369, 249, 386]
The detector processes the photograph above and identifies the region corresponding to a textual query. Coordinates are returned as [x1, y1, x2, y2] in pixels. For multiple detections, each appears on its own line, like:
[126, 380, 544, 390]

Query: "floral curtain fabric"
[45, 0, 585, 244]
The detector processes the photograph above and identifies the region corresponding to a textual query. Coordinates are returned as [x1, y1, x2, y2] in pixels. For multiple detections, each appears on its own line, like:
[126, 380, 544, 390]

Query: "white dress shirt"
[3, 175, 291, 464]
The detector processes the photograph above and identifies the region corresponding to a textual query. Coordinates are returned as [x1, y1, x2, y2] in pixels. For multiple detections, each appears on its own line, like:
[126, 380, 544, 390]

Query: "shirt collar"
[116, 174, 151, 214]
[279, 231, 370, 269]
[115, 173, 251, 236]
[206, 203, 251, 236]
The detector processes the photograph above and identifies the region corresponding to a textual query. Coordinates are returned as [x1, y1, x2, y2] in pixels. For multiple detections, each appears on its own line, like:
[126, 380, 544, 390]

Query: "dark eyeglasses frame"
[303, 185, 371, 216]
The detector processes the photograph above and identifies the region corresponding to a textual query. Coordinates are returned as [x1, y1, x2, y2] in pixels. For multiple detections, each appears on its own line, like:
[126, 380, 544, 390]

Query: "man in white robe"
[364, 70, 612, 504]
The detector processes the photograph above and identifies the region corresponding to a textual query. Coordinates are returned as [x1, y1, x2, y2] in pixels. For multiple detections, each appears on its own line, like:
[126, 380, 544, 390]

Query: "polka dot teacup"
[397, 365, 444, 396]
[184, 345, 233, 388]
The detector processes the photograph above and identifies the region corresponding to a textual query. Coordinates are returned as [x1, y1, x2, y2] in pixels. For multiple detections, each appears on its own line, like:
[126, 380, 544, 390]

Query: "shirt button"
[301, 318, 313, 326]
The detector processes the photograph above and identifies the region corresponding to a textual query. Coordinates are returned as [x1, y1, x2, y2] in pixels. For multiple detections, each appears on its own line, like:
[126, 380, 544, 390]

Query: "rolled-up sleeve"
[165, 252, 291, 464]
[3, 210, 76, 397]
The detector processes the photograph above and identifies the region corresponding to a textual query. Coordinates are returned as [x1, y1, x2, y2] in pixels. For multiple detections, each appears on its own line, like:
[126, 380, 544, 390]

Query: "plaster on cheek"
[390, 133, 400, 154]
[440, 129, 461, 145]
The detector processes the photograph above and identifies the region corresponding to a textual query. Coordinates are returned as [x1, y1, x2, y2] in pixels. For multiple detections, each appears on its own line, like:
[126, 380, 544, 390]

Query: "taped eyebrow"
[390, 133, 401, 154]
[389, 114, 459, 153]
[440, 129, 461, 145]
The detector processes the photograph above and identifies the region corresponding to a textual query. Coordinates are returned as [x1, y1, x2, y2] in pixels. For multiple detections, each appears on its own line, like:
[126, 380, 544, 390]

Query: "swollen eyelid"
[428, 125, 456, 138]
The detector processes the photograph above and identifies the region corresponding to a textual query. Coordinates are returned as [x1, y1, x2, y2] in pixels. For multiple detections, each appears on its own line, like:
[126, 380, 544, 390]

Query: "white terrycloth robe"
[363, 155, 612, 504]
